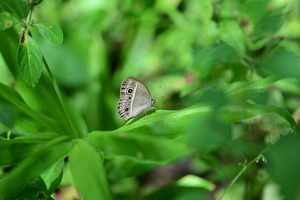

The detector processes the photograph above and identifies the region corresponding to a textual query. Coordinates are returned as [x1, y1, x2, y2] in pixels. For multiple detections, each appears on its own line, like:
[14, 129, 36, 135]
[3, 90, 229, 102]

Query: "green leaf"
[192, 45, 237, 81]
[17, 33, 43, 88]
[266, 135, 300, 200]
[0, 104, 16, 128]
[85, 131, 186, 161]
[0, 0, 30, 19]
[220, 103, 297, 129]
[0, 82, 68, 135]
[260, 50, 300, 80]
[0, 12, 18, 30]
[226, 75, 281, 101]
[144, 185, 208, 200]
[86, 131, 187, 181]
[0, 133, 58, 166]
[255, 13, 283, 35]
[105, 156, 161, 182]
[0, 136, 72, 195]
[69, 139, 113, 200]
[219, 20, 245, 56]
[40, 160, 64, 194]
[112, 105, 211, 139]
[0, 29, 82, 137]
[187, 116, 231, 151]
[36, 23, 63, 47]
[240, 0, 268, 24]
[13, 177, 54, 200]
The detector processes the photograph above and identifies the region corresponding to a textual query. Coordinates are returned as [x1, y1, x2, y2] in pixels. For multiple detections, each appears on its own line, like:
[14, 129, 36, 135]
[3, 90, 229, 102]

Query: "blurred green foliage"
[1, 0, 300, 199]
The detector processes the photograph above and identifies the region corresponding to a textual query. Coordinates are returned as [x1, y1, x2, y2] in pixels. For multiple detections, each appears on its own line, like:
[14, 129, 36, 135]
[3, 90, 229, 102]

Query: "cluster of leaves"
[1, 0, 300, 200]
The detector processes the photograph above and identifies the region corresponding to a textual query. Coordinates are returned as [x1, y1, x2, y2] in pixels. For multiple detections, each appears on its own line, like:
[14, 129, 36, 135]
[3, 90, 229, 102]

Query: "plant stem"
[42, 56, 80, 139]
[28, 8, 33, 24]
[219, 144, 272, 200]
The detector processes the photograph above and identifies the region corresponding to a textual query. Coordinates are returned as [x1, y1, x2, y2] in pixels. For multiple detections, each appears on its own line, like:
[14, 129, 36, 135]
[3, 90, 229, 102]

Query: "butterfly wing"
[117, 77, 153, 120]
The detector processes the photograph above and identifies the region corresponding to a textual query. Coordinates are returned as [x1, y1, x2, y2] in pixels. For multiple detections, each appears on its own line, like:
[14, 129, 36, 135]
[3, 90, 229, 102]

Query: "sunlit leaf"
[219, 20, 245, 56]
[36, 23, 63, 47]
[40, 160, 64, 194]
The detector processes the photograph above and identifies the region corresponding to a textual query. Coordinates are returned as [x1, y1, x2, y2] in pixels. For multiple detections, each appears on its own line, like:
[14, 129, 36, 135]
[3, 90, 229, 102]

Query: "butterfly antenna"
[153, 86, 161, 99]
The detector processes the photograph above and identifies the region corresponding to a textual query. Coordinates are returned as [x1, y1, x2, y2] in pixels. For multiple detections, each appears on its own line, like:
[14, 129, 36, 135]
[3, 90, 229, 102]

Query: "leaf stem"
[219, 144, 272, 200]
[28, 8, 33, 25]
[42, 56, 80, 139]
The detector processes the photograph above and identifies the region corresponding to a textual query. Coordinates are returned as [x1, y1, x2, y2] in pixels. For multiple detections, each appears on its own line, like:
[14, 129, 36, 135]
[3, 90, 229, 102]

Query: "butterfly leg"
[151, 107, 160, 115]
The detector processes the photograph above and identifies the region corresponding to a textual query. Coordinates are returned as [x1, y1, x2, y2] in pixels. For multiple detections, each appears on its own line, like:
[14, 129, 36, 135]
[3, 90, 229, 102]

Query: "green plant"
[1, 0, 300, 200]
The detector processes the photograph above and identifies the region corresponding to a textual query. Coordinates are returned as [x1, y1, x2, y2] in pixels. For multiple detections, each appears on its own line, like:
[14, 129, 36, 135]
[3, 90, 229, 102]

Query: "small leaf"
[40, 160, 64, 194]
[36, 23, 63, 47]
[219, 20, 245, 56]
[13, 177, 54, 200]
[17, 33, 43, 88]
[0, 12, 19, 30]
[0, 0, 30, 19]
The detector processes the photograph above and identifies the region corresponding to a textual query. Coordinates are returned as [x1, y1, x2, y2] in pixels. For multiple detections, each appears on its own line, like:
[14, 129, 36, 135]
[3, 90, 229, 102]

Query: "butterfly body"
[117, 77, 157, 120]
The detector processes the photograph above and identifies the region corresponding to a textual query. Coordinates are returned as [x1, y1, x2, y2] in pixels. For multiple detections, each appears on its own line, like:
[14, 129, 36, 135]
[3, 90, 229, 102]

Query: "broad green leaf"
[85, 131, 187, 160]
[192, 45, 237, 81]
[0, 136, 72, 195]
[0, 82, 68, 135]
[17, 33, 43, 88]
[36, 23, 63, 47]
[0, 133, 58, 166]
[187, 116, 231, 151]
[40, 160, 64, 194]
[226, 75, 281, 101]
[220, 103, 297, 129]
[69, 139, 113, 200]
[0, 104, 16, 128]
[0, 12, 18, 30]
[260, 50, 300, 80]
[105, 156, 161, 182]
[240, 0, 268, 24]
[219, 20, 245, 56]
[255, 13, 283, 35]
[266, 135, 300, 200]
[114, 105, 212, 139]
[0, 0, 29, 19]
